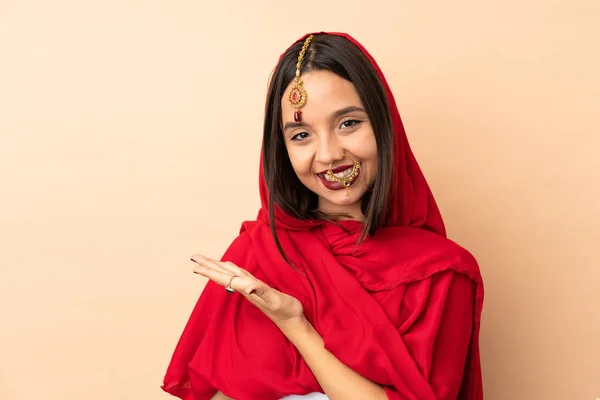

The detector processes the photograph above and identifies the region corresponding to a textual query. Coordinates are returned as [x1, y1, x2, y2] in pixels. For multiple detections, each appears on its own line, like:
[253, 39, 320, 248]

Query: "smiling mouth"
[318, 166, 355, 181]
[317, 164, 354, 178]
[316, 164, 360, 190]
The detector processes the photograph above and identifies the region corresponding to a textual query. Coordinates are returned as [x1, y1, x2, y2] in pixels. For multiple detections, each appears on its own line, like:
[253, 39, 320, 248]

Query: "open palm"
[190, 254, 304, 327]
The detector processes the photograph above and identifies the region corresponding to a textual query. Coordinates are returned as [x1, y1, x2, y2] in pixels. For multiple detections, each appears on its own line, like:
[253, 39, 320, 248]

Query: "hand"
[190, 254, 305, 329]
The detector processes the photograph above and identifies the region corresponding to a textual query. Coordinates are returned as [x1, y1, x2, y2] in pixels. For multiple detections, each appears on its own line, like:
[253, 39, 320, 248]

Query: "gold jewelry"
[327, 152, 361, 197]
[288, 35, 314, 122]
[360, 163, 373, 191]
[225, 275, 237, 293]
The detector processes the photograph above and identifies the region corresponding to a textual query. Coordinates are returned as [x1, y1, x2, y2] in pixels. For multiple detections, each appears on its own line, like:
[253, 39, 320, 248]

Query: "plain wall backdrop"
[1, 1, 598, 399]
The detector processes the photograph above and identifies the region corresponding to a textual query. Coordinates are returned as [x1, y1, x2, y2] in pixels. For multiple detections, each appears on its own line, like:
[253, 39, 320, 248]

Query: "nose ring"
[327, 153, 361, 197]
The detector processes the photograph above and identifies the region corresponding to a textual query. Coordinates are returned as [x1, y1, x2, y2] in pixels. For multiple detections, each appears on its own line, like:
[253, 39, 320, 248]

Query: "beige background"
[1, 0, 598, 399]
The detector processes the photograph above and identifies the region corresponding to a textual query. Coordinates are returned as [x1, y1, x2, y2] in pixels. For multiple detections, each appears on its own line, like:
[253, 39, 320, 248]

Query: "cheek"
[365, 152, 378, 178]
[359, 131, 378, 175]
[286, 147, 313, 176]
[368, 156, 378, 178]
[352, 129, 377, 160]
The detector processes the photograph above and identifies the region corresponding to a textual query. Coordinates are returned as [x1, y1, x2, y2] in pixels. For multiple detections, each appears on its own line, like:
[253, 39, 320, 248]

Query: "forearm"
[280, 318, 387, 400]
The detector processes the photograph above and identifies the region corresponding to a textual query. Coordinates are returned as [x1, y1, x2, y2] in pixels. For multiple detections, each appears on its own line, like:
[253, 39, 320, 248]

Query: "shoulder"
[375, 226, 482, 285]
[379, 226, 478, 263]
[411, 229, 483, 301]
[220, 230, 256, 265]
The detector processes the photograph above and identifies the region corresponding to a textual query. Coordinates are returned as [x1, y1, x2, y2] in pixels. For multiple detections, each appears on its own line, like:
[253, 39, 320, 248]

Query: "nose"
[314, 134, 344, 166]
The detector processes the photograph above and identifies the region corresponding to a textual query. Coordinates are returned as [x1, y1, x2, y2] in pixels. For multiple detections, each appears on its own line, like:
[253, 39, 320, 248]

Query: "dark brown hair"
[262, 34, 395, 264]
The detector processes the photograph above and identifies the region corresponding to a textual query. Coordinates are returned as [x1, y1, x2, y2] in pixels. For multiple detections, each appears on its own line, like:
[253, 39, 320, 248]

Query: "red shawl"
[162, 32, 484, 400]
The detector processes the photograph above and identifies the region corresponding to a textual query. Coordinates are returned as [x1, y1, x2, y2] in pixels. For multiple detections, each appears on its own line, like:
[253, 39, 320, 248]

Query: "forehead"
[281, 70, 362, 122]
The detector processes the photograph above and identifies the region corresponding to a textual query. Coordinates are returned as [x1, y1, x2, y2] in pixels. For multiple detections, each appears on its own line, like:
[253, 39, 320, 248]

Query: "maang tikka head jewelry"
[327, 152, 361, 197]
[288, 35, 314, 123]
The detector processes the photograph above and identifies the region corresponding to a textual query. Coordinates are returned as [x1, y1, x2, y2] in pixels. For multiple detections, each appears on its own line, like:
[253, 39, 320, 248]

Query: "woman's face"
[281, 70, 378, 219]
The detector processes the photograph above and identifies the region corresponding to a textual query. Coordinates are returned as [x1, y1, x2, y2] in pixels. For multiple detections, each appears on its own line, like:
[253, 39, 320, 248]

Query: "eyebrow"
[283, 106, 366, 131]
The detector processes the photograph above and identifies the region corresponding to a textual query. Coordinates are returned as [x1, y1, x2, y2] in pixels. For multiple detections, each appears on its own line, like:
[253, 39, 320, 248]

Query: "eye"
[291, 132, 310, 141]
[340, 119, 362, 129]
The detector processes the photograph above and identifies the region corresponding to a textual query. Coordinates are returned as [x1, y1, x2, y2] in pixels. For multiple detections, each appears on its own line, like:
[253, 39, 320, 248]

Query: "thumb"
[245, 281, 271, 298]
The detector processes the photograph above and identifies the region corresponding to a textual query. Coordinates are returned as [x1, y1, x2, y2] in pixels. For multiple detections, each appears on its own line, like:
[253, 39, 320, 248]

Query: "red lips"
[317, 164, 360, 191]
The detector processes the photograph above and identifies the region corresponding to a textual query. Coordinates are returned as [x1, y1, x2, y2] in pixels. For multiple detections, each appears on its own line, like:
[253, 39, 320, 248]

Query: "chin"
[323, 190, 365, 206]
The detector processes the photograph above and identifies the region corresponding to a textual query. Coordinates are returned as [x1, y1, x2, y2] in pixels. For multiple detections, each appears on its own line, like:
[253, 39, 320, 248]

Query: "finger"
[243, 290, 269, 309]
[192, 264, 232, 286]
[191, 254, 230, 274]
[190, 255, 264, 296]
[244, 280, 275, 301]
[193, 262, 258, 295]
[246, 283, 283, 311]
[229, 275, 264, 296]
[239, 281, 269, 305]
[220, 261, 250, 277]
[190, 257, 234, 287]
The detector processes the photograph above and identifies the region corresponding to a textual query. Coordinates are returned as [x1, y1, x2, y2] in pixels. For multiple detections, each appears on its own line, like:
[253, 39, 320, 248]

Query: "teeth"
[323, 167, 353, 181]
[338, 169, 352, 178]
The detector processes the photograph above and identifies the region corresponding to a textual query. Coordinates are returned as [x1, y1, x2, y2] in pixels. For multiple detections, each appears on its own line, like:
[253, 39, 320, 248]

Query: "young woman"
[162, 32, 484, 400]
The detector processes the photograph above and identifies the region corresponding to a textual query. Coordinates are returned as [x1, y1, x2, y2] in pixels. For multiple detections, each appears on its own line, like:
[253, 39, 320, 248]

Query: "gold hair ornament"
[288, 35, 314, 122]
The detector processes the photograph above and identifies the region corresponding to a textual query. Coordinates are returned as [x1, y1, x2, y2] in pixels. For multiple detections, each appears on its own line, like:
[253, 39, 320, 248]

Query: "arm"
[279, 318, 387, 400]
[207, 323, 382, 400]
[280, 271, 475, 400]
[190, 255, 476, 400]
[190, 255, 387, 400]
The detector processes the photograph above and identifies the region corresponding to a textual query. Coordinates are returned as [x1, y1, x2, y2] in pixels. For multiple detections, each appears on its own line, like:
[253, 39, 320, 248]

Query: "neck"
[317, 198, 364, 221]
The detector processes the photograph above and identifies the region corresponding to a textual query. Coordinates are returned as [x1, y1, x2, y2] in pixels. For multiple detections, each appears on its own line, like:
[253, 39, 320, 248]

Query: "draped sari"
[162, 32, 484, 400]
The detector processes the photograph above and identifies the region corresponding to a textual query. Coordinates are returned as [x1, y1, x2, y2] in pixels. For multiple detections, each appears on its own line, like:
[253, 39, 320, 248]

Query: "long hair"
[262, 34, 395, 264]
